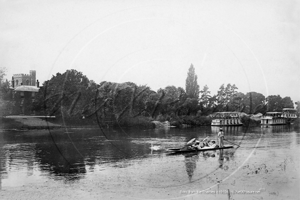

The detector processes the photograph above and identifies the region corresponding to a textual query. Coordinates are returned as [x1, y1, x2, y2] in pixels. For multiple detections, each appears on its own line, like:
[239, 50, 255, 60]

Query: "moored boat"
[261, 112, 286, 125]
[211, 112, 243, 126]
[282, 108, 298, 124]
[261, 108, 298, 126]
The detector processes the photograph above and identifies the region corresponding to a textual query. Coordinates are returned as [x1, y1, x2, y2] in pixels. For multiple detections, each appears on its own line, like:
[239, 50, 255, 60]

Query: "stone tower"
[12, 70, 36, 87]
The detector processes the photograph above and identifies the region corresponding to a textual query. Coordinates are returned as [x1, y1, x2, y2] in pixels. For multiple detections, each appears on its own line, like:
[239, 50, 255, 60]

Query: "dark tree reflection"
[184, 154, 199, 182]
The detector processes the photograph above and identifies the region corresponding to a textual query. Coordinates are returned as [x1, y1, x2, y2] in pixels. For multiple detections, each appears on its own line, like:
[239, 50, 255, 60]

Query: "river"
[0, 125, 299, 200]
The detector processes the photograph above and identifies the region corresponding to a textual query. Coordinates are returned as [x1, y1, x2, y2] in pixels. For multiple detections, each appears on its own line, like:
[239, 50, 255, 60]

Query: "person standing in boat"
[217, 128, 224, 147]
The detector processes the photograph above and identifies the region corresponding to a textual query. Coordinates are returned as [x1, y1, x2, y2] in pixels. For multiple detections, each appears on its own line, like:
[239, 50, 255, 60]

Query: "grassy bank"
[4, 113, 290, 130]
[52, 115, 154, 129]
[154, 114, 212, 127]
[0, 116, 61, 130]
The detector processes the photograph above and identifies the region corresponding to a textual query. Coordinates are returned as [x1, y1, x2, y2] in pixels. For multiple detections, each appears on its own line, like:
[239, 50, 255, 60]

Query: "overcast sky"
[1, 0, 299, 102]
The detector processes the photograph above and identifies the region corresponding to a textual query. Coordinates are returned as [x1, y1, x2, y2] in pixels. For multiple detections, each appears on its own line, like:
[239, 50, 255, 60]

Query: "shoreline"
[0, 116, 62, 130]
[1, 115, 298, 131]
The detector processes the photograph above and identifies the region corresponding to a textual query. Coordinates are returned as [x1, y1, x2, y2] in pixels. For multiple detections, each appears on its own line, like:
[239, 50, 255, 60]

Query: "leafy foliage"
[243, 92, 266, 114]
[281, 96, 294, 108]
[33, 70, 94, 117]
[266, 95, 283, 112]
[214, 83, 238, 111]
[185, 64, 199, 99]
[296, 101, 300, 117]
[0, 67, 13, 115]
[2, 65, 297, 126]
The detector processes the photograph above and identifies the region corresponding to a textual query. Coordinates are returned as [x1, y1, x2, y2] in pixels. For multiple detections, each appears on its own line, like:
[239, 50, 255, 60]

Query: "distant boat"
[282, 108, 298, 124]
[261, 108, 298, 126]
[261, 112, 285, 125]
[211, 112, 243, 126]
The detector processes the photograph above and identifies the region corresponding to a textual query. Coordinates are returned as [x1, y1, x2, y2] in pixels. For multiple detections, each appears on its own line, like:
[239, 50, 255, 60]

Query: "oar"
[223, 138, 240, 147]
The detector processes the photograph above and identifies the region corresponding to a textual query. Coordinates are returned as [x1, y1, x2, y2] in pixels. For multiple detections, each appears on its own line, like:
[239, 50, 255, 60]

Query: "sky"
[1, 0, 299, 102]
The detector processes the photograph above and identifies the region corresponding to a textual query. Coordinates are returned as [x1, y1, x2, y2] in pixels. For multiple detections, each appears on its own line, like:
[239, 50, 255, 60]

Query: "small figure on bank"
[218, 128, 224, 147]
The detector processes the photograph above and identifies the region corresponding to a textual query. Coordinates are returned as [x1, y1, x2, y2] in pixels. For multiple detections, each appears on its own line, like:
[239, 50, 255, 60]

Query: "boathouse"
[260, 112, 286, 125]
[211, 112, 243, 126]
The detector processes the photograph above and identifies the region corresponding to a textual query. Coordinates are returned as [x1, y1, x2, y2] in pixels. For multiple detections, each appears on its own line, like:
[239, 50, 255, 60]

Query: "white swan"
[150, 143, 161, 151]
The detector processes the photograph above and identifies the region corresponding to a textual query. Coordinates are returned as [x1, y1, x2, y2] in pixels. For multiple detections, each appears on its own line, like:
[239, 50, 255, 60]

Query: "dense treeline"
[0, 67, 14, 115]
[0, 66, 299, 127]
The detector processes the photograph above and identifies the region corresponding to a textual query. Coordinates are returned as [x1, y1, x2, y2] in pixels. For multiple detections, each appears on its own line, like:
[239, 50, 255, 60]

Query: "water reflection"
[0, 124, 299, 192]
[184, 154, 199, 182]
[0, 128, 152, 184]
[211, 126, 243, 136]
[261, 125, 293, 133]
[218, 149, 224, 168]
[218, 150, 230, 171]
[154, 126, 170, 135]
[0, 132, 4, 189]
[202, 151, 216, 159]
[182, 148, 236, 182]
[35, 141, 87, 181]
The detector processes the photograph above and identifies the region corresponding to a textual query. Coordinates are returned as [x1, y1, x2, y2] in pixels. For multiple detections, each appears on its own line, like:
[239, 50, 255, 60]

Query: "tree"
[0, 67, 8, 98]
[183, 97, 199, 115]
[33, 69, 92, 117]
[199, 85, 212, 115]
[266, 95, 283, 112]
[162, 86, 188, 116]
[228, 92, 246, 112]
[159, 86, 182, 115]
[281, 96, 294, 108]
[199, 85, 211, 108]
[112, 82, 150, 121]
[150, 89, 165, 118]
[0, 67, 6, 84]
[243, 92, 266, 114]
[215, 83, 238, 111]
[0, 67, 13, 116]
[185, 64, 199, 99]
[295, 101, 300, 117]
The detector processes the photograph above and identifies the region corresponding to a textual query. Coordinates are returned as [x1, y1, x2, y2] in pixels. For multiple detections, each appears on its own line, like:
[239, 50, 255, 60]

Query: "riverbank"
[0, 116, 62, 130]
[2, 114, 298, 130]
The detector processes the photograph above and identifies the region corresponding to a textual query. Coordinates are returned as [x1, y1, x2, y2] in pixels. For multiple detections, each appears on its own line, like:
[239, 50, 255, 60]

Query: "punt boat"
[167, 145, 234, 154]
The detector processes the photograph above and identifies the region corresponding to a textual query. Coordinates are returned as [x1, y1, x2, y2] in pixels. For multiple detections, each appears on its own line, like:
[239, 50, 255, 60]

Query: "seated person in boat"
[193, 139, 212, 150]
[190, 141, 201, 150]
[200, 140, 218, 149]
[208, 140, 218, 148]
[185, 138, 200, 150]
[184, 138, 219, 150]
[202, 137, 209, 147]
[188, 137, 211, 149]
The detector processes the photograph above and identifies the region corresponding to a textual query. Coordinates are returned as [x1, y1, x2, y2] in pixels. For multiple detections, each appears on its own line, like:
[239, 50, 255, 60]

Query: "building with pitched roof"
[10, 70, 40, 115]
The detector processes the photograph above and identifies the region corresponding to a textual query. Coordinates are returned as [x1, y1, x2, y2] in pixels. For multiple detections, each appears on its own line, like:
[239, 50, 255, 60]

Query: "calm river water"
[0, 125, 299, 200]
